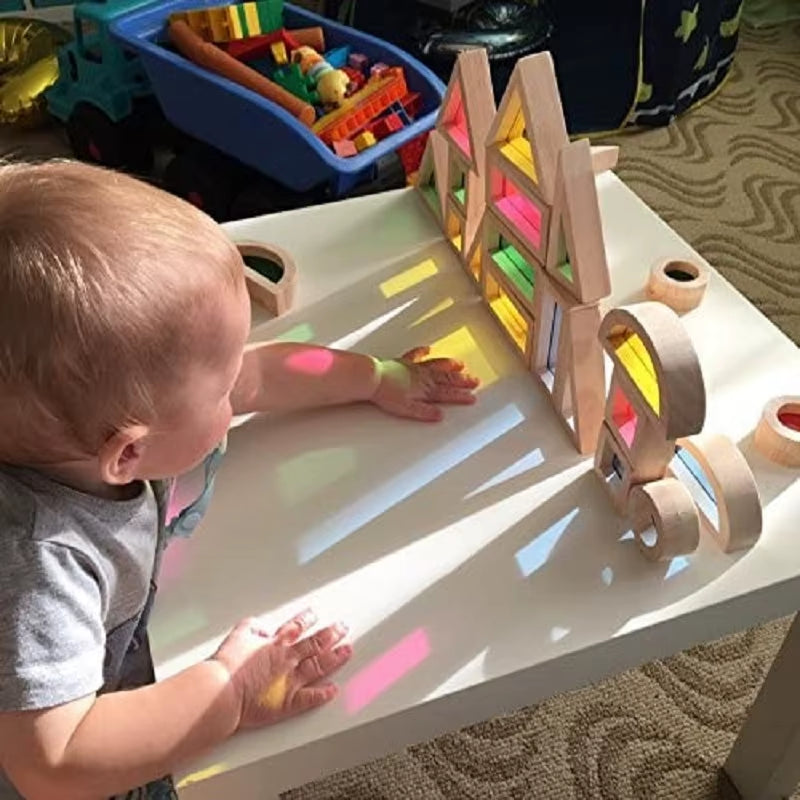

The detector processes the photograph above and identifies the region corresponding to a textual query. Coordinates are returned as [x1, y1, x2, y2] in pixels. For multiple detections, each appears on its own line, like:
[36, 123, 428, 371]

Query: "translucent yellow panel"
[490, 291, 528, 352]
[508, 104, 526, 140]
[610, 330, 660, 414]
[500, 137, 537, 182]
[380, 258, 438, 298]
[451, 233, 463, 251]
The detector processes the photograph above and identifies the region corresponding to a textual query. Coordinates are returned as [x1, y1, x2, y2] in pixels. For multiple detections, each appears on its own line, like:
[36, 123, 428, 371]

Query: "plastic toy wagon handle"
[168, 20, 316, 128]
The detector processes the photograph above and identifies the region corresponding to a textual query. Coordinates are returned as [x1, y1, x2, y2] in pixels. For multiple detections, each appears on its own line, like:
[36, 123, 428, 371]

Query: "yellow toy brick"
[354, 131, 377, 151]
[271, 41, 288, 65]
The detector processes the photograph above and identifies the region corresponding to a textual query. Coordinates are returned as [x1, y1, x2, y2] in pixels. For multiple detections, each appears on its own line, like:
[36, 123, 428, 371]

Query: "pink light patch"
[447, 123, 470, 157]
[285, 348, 335, 376]
[345, 628, 430, 714]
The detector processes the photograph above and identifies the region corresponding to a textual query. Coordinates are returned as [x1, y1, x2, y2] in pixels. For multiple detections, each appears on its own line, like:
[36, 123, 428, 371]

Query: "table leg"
[722, 613, 800, 800]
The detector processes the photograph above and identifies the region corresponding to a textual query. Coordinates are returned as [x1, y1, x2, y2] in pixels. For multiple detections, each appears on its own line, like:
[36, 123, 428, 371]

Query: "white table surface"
[153, 177, 800, 798]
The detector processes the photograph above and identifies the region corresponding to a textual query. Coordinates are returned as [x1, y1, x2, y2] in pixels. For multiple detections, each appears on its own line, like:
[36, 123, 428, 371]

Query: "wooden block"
[598, 302, 706, 441]
[463, 211, 485, 288]
[754, 396, 800, 467]
[545, 139, 611, 305]
[414, 129, 450, 223]
[647, 258, 709, 313]
[594, 421, 640, 514]
[605, 369, 675, 481]
[237, 241, 297, 316]
[590, 144, 619, 173]
[446, 198, 466, 256]
[628, 478, 701, 562]
[669, 433, 762, 553]
[482, 260, 535, 362]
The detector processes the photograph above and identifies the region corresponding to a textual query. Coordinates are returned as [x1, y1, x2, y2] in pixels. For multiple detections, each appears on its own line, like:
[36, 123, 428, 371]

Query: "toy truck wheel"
[66, 102, 153, 173]
[163, 149, 237, 222]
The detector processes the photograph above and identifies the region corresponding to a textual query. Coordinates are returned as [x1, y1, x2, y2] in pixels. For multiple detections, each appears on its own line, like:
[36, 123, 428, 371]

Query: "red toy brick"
[371, 112, 403, 140]
[397, 131, 429, 177]
[333, 139, 358, 157]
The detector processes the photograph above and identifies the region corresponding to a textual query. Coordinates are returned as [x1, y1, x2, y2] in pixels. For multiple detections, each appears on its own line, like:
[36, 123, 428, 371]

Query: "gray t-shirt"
[0, 465, 161, 797]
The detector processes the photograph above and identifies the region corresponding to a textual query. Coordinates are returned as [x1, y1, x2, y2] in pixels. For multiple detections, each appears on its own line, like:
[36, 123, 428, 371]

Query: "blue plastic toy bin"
[111, 1, 446, 195]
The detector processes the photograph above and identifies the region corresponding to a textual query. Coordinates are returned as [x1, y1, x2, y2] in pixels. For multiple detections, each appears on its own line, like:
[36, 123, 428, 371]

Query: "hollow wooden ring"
[629, 478, 700, 562]
[236, 241, 298, 317]
[754, 396, 800, 468]
[646, 259, 709, 313]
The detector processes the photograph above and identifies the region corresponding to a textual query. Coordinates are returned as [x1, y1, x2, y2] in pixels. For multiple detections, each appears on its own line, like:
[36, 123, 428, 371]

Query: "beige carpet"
[281, 20, 800, 800]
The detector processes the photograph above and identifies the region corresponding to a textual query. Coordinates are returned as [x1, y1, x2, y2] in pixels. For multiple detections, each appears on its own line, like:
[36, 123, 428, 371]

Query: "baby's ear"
[98, 425, 149, 485]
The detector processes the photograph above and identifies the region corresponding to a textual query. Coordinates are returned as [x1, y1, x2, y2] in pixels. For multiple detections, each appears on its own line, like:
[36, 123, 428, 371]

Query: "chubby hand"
[371, 346, 480, 422]
[212, 609, 351, 730]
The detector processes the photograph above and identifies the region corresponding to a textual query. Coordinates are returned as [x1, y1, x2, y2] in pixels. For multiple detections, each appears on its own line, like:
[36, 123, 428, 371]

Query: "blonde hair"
[0, 160, 244, 462]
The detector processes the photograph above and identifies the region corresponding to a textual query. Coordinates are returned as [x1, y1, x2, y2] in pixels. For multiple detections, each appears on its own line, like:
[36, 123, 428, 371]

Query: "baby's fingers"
[432, 369, 480, 389]
[429, 386, 478, 406]
[290, 683, 338, 714]
[297, 644, 353, 684]
[275, 608, 317, 645]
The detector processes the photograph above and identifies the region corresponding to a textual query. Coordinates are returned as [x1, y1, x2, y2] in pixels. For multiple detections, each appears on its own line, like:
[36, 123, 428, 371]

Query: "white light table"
[149, 178, 800, 799]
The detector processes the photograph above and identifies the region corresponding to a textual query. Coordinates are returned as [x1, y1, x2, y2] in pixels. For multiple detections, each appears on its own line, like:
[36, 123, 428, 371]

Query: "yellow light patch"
[428, 326, 498, 389]
[610, 330, 660, 414]
[177, 763, 227, 788]
[380, 259, 438, 298]
[451, 233, 463, 252]
[258, 673, 288, 710]
[411, 297, 455, 327]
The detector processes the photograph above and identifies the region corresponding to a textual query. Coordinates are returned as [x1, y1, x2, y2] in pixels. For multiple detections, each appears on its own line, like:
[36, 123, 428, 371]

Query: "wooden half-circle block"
[672, 433, 762, 552]
[629, 478, 700, 562]
[237, 241, 298, 317]
[755, 396, 800, 467]
[646, 259, 709, 313]
[598, 302, 706, 441]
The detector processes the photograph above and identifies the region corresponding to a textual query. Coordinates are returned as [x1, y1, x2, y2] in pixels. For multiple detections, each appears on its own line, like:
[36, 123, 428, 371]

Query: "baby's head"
[0, 160, 250, 485]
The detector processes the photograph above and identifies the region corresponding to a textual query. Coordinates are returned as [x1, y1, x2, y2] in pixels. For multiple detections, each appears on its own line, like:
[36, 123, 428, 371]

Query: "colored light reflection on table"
[298, 403, 525, 563]
[380, 258, 438, 299]
[426, 326, 498, 390]
[277, 447, 357, 505]
[273, 322, 315, 343]
[345, 628, 430, 714]
[514, 508, 579, 578]
[328, 299, 417, 351]
[411, 297, 455, 327]
[176, 762, 228, 789]
[466, 447, 544, 498]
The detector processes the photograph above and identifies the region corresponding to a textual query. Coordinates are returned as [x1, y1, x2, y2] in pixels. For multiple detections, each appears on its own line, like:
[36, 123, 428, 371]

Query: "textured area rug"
[281, 21, 800, 800]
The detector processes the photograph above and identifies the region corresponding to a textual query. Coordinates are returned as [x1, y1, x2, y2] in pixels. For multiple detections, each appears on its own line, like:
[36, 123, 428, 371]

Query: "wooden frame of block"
[485, 51, 569, 205]
[590, 145, 619, 174]
[463, 212, 485, 289]
[754, 396, 800, 468]
[414, 129, 450, 223]
[237, 241, 297, 316]
[594, 421, 640, 513]
[482, 260, 535, 362]
[668, 433, 763, 553]
[629, 478, 701, 562]
[545, 138, 611, 305]
[485, 146, 551, 267]
[598, 302, 706, 442]
[445, 197, 467, 257]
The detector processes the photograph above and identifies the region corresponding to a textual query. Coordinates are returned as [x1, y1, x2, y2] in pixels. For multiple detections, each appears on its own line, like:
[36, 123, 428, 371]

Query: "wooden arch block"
[670, 433, 762, 553]
[598, 302, 706, 442]
[629, 478, 701, 562]
[237, 241, 297, 317]
[754, 396, 800, 467]
[414, 129, 450, 223]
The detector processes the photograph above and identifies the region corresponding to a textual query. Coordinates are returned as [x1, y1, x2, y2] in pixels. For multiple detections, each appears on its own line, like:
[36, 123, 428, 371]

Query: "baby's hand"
[212, 609, 351, 730]
[371, 346, 480, 422]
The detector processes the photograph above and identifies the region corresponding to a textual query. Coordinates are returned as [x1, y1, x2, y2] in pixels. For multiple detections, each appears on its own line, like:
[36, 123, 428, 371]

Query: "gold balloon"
[0, 18, 71, 129]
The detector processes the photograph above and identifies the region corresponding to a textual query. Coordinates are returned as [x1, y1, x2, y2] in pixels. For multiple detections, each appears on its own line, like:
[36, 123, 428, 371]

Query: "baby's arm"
[232, 342, 478, 421]
[0, 611, 348, 800]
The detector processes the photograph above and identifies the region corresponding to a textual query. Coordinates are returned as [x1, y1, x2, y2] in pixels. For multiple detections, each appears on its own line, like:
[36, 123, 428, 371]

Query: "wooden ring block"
[629, 478, 700, 562]
[672, 433, 762, 552]
[755, 396, 800, 467]
[646, 259, 709, 313]
[237, 241, 298, 317]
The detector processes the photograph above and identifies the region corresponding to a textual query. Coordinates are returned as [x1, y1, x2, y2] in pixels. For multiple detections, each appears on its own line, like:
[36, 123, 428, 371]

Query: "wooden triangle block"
[414, 129, 450, 223]
[545, 138, 611, 305]
[436, 48, 495, 176]
[486, 51, 569, 205]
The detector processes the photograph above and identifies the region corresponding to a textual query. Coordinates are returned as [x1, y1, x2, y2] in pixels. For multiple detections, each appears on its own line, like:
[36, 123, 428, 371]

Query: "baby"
[0, 160, 478, 799]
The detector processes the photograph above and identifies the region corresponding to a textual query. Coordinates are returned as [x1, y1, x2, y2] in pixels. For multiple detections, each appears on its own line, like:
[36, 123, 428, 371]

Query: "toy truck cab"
[46, 0, 157, 168]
